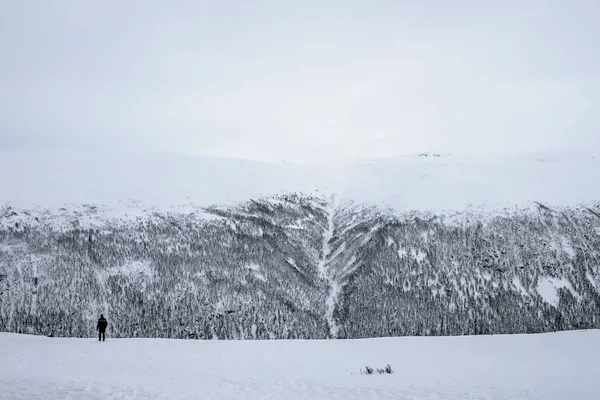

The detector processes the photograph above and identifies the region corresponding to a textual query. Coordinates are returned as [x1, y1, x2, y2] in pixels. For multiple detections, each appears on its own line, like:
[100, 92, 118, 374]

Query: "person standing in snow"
[97, 314, 108, 341]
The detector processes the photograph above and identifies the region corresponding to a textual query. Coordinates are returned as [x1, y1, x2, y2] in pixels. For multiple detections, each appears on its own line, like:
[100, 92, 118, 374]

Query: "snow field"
[1, 330, 599, 400]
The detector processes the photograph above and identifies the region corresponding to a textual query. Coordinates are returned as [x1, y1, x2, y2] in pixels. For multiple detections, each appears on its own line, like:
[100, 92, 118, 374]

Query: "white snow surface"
[2, 150, 600, 213]
[1, 330, 599, 400]
[512, 276, 530, 298]
[318, 196, 340, 338]
[102, 260, 154, 279]
[536, 277, 580, 306]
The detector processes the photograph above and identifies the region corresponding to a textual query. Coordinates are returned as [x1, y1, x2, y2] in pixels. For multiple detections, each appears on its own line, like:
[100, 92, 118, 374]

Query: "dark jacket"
[97, 317, 108, 332]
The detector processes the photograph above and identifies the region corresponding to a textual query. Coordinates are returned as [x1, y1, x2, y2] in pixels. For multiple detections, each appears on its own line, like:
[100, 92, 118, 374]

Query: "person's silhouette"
[97, 314, 108, 341]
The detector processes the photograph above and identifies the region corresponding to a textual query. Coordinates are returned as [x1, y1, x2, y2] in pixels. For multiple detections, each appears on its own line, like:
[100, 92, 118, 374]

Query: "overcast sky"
[1, 0, 599, 163]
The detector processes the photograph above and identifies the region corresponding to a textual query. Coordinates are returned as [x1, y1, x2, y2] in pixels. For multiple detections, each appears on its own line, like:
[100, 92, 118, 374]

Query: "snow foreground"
[1, 331, 599, 400]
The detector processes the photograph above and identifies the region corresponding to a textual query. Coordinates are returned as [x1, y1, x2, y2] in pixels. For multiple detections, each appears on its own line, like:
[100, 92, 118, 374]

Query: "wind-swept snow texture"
[1, 330, 599, 400]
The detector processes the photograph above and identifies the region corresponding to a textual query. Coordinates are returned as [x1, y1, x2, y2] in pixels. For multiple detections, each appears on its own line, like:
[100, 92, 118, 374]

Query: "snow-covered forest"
[2, 192, 599, 339]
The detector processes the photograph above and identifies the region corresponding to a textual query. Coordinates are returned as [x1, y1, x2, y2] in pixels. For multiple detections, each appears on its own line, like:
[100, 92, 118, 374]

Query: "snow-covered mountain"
[1, 151, 600, 339]
[3, 150, 599, 212]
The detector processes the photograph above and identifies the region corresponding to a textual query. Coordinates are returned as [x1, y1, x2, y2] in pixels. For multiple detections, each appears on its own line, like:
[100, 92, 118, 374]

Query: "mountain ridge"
[1, 152, 600, 339]
[2, 150, 600, 211]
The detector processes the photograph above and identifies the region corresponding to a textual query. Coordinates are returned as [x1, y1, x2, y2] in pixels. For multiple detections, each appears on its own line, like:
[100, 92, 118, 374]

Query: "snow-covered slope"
[1, 151, 600, 340]
[342, 152, 600, 211]
[2, 150, 600, 212]
[1, 330, 599, 400]
[0, 150, 333, 210]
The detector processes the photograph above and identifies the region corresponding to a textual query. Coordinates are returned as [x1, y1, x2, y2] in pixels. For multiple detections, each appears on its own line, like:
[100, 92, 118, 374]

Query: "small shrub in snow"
[361, 364, 393, 375]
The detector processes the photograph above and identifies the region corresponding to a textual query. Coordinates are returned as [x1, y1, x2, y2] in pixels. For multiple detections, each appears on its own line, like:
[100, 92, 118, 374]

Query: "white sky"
[1, 0, 599, 163]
